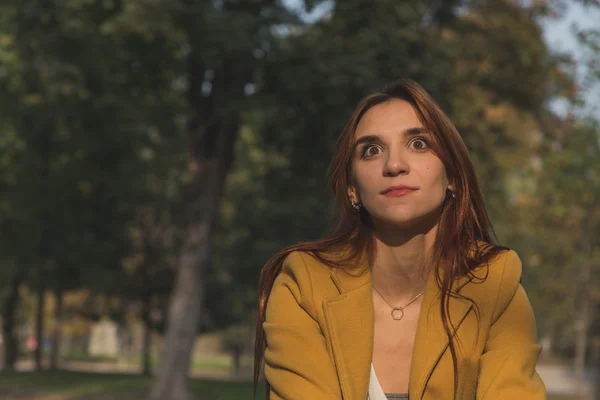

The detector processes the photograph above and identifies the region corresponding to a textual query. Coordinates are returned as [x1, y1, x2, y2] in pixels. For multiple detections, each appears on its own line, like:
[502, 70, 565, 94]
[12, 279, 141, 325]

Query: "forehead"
[355, 99, 422, 138]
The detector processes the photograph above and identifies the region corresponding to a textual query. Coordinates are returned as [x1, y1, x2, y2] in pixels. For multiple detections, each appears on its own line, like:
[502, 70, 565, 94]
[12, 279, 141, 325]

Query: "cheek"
[353, 163, 379, 194]
[421, 162, 448, 190]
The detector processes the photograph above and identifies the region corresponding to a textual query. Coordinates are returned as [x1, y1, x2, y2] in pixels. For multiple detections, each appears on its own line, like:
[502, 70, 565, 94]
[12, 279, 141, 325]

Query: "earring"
[350, 198, 362, 211]
[447, 188, 456, 198]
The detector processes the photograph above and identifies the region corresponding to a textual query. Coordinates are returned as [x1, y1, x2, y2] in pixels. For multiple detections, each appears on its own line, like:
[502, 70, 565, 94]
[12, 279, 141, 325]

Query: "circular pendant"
[391, 307, 405, 320]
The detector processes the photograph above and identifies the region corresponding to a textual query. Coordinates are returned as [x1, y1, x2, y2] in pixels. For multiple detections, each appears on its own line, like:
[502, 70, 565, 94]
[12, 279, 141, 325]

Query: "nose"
[383, 147, 409, 177]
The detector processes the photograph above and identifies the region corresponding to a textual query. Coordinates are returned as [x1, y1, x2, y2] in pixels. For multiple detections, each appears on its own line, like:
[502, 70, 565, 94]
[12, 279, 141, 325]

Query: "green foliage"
[0, 0, 188, 349]
[517, 120, 600, 343]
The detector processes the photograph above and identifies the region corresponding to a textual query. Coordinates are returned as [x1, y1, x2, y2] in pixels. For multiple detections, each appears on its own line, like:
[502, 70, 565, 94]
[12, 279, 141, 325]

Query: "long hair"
[253, 77, 507, 399]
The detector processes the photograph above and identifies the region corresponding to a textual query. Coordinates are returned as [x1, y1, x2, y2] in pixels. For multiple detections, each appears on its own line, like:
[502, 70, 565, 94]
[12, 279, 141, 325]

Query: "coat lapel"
[408, 269, 473, 399]
[324, 266, 373, 400]
[323, 263, 473, 400]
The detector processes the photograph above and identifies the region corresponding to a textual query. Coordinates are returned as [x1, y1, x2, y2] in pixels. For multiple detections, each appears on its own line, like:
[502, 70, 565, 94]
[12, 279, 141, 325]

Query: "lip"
[381, 186, 418, 197]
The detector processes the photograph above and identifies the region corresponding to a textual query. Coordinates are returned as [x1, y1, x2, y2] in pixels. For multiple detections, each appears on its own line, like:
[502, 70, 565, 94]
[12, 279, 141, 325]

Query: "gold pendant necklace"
[372, 285, 424, 321]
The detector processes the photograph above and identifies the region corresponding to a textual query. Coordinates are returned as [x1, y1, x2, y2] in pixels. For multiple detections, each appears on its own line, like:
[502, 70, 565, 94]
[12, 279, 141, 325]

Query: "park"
[0, 0, 599, 399]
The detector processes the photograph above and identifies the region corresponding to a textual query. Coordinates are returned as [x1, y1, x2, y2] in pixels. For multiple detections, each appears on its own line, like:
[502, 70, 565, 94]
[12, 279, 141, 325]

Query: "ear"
[447, 183, 455, 192]
[347, 186, 359, 203]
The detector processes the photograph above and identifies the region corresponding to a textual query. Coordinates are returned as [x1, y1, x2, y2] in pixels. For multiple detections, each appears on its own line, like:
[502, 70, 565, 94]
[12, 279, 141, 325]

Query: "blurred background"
[0, 0, 599, 399]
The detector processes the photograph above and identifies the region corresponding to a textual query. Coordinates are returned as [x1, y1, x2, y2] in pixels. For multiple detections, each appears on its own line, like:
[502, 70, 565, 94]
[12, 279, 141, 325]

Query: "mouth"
[381, 186, 418, 197]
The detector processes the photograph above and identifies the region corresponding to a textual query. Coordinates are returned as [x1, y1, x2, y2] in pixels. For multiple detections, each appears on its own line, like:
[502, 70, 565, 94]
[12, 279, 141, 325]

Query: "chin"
[371, 207, 441, 229]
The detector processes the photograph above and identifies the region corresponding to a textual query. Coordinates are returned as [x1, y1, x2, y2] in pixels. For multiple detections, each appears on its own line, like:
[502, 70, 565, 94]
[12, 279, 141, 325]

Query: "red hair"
[253, 78, 507, 399]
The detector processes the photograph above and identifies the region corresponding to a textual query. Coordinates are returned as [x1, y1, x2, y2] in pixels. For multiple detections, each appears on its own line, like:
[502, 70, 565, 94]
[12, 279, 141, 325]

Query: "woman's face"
[348, 99, 452, 228]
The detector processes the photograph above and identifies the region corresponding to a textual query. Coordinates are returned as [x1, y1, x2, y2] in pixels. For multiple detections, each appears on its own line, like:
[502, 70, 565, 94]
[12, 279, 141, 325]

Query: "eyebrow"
[353, 127, 430, 149]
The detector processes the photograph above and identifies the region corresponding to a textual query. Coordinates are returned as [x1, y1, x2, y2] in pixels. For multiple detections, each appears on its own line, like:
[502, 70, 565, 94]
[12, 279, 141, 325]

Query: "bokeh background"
[0, 0, 599, 399]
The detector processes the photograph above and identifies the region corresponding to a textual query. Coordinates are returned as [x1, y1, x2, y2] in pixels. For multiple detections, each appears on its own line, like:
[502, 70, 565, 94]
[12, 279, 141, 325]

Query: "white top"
[368, 363, 388, 400]
[368, 363, 410, 400]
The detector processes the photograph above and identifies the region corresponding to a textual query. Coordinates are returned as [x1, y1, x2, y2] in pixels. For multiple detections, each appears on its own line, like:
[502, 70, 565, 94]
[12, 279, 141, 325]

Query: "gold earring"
[350, 197, 362, 211]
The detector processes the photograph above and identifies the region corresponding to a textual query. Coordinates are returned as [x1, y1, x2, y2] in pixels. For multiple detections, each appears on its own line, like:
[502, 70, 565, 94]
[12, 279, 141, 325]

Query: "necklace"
[372, 285, 424, 321]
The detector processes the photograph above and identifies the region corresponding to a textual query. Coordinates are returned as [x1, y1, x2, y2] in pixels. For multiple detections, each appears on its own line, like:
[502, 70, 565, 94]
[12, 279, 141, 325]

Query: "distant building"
[88, 318, 119, 358]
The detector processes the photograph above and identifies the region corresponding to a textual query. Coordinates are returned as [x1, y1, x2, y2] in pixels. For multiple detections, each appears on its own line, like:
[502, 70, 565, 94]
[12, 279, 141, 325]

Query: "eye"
[360, 144, 383, 158]
[410, 137, 429, 150]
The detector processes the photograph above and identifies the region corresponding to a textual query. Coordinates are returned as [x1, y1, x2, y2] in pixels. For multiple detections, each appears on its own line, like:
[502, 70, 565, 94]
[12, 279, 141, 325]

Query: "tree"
[100, 2, 307, 398]
[0, 0, 179, 370]
[536, 120, 599, 394]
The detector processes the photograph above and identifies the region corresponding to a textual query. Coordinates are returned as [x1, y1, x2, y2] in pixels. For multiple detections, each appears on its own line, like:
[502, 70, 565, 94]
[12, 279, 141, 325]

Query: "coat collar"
[324, 264, 473, 400]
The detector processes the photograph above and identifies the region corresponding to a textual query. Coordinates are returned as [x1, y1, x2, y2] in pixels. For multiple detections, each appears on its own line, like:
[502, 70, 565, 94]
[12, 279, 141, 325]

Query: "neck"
[370, 216, 439, 302]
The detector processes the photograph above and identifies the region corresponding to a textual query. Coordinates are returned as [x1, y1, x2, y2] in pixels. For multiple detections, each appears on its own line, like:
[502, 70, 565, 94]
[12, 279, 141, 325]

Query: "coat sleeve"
[476, 250, 547, 399]
[263, 251, 342, 400]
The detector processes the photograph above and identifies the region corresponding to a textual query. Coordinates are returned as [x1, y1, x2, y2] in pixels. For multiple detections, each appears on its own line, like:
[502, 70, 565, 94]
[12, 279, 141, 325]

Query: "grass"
[115, 353, 253, 373]
[0, 370, 264, 399]
[0, 370, 592, 400]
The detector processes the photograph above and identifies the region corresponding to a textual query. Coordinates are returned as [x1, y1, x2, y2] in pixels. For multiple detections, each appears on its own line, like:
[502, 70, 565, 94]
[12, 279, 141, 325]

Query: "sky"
[541, 2, 600, 116]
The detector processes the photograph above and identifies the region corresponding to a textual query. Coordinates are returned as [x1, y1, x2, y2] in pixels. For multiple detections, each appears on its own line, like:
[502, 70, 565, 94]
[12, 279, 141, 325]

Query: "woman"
[253, 78, 546, 400]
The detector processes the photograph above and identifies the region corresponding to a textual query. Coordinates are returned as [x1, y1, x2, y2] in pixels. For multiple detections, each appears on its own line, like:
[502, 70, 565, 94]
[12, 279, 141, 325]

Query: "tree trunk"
[1, 272, 24, 370]
[574, 291, 589, 396]
[574, 224, 593, 397]
[231, 347, 242, 378]
[539, 320, 554, 360]
[148, 52, 240, 400]
[35, 115, 51, 371]
[592, 334, 600, 400]
[34, 285, 45, 370]
[142, 289, 152, 376]
[50, 287, 63, 369]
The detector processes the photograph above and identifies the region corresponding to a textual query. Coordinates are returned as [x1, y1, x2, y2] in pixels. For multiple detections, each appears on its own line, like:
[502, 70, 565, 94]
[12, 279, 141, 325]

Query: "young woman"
[253, 78, 546, 400]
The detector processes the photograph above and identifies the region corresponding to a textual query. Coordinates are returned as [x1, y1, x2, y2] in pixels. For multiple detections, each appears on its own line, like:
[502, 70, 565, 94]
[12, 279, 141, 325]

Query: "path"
[537, 363, 596, 396]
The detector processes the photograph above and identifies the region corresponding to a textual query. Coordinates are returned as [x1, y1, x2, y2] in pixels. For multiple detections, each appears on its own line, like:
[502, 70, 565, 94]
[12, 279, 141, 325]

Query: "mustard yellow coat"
[263, 249, 547, 399]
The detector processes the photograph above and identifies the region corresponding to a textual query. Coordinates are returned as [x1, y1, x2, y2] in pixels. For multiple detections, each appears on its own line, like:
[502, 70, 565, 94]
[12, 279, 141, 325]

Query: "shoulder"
[490, 249, 523, 320]
[277, 250, 335, 287]
[464, 249, 524, 322]
[268, 250, 336, 317]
